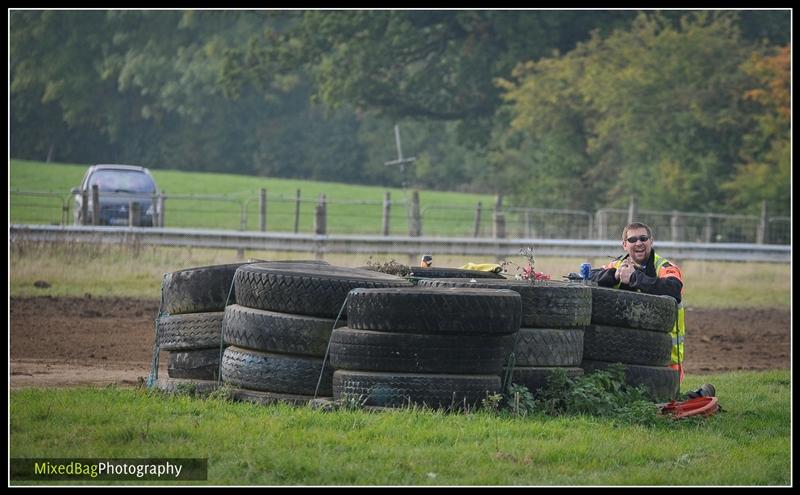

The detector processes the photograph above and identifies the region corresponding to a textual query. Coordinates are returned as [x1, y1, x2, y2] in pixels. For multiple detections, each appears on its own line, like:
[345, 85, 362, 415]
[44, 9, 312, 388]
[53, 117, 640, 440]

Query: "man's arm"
[628, 269, 683, 303]
[590, 267, 619, 287]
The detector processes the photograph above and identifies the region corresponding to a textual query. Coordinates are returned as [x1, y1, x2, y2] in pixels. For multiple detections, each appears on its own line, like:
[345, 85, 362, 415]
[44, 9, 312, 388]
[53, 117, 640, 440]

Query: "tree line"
[10, 10, 790, 216]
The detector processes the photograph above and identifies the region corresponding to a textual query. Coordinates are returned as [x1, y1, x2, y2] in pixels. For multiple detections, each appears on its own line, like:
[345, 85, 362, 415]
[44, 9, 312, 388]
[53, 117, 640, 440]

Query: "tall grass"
[9, 239, 790, 309]
[9, 370, 791, 486]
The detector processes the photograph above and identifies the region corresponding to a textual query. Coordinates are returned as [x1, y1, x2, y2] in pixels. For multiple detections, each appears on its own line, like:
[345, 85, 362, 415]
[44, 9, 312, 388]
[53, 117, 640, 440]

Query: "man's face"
[623, 227, 652, 265]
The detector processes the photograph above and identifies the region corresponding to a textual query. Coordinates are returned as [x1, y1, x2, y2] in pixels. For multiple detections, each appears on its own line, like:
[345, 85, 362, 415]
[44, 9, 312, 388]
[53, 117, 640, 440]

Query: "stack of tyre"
[406, 266, 506, 281]
[220, 262, 414, 405]
[417, 279, 591, 395]
[582, 286, 679, 402]
[153, 263, 250, 394]
[329, 286, 522, 410]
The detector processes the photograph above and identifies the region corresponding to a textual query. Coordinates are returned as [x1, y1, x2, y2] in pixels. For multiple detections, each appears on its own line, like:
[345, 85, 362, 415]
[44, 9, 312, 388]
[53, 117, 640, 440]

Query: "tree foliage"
[492, 11, 788, 214]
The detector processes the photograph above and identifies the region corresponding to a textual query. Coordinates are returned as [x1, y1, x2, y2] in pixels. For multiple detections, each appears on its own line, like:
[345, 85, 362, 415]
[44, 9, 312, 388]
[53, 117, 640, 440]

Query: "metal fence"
[9, 189, 790, 245]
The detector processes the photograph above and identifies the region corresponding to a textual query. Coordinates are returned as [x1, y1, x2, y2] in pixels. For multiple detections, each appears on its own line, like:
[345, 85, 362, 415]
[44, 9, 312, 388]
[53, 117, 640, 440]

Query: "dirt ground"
[9, 295, 791, 388]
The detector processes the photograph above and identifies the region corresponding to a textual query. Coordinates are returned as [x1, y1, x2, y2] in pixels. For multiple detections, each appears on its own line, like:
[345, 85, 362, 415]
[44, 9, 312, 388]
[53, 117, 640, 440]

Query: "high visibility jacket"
[606, 252, 685, 378]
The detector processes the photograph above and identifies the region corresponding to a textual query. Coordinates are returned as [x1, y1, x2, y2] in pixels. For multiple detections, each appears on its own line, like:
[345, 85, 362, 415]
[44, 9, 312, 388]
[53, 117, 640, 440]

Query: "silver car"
[72, 164, 161, 226]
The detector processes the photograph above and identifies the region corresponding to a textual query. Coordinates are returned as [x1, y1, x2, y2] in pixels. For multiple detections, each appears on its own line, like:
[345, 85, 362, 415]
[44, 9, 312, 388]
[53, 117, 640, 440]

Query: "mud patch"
[8, 296, 791, 388]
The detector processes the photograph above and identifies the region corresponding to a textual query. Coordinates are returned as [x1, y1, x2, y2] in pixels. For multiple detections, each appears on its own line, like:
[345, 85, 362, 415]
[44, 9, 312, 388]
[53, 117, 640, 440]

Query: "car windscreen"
[87, 170, 156, 194]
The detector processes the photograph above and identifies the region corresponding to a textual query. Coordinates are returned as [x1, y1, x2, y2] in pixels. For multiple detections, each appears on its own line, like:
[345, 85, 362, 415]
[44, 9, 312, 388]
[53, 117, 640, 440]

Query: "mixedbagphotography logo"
[10, 458, 208, 481]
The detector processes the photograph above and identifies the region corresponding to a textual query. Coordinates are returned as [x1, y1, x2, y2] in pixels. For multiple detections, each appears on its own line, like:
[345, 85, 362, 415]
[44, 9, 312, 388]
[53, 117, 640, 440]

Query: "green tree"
[722, 45, 790, 216]
[494, 12, 762, 212]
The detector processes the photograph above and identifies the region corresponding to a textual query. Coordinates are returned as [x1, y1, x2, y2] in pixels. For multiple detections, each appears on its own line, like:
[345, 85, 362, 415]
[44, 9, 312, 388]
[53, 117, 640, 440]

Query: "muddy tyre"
[345, 287, 521, 335]
[152, 378, 220, 396]
[222, 304, 342, 357]
[332, 370, 501, 410]
[406, 266, 505, 279]
[583, 324, 672, 366]
[418, 279, 591, 328]
[580, 359, 679, 402]
[590, 287, 677, 332]
[161, 263, 251, 315]
[220, 345, 333, 396]
[329, 327, 514, 374]
[167, 348, 221, 380]
[512, 327, 585, 367]
[157, 312, 223, 350]
[233, 263, 412, 318]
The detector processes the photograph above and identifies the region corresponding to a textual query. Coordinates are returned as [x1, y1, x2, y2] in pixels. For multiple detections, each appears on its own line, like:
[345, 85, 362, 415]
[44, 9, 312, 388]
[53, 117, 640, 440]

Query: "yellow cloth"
[459, 263, 503, 274]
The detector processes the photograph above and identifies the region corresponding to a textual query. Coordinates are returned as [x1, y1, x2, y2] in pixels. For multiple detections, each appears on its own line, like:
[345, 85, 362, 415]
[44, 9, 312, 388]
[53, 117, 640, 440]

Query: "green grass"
[9, 370, 790, 486]
[10, 159, 496, 235]
[9, 241, 790, 309]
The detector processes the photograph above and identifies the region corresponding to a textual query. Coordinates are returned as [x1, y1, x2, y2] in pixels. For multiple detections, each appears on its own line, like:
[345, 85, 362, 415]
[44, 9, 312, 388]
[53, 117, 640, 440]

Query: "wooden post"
[704, 213, 713, 243]
[314, 193, 327, 235]
[151, 192, 159, 227]
[670, 210, 681, 242]
[493, 194, 505, 239]
[91, 185, 100, 226]
[409, 190, 421, 237]
[627, 194, 638, 224]
[382, 192, 391, 236]
[757, 200, 768, 244]
[473, 202, 482, 238]
[294, 189, 301, 234]
[81, 190, 88, 225]
[129, 202, 141, 227]
[260, 188, 267, 232]
[158, 193, 165, 227]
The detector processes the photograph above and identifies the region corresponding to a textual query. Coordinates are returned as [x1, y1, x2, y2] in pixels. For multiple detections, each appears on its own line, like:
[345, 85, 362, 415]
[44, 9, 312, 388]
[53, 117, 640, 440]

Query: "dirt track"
[9, 296, 791, 388]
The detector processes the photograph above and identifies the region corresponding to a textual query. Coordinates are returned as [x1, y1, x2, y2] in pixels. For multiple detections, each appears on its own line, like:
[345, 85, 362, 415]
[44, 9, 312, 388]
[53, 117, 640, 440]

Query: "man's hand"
[615, 261, 638, 284]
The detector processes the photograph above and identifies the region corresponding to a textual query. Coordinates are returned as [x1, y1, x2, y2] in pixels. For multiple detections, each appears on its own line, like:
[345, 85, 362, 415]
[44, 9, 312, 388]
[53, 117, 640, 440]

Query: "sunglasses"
[625, 235, 650, 243]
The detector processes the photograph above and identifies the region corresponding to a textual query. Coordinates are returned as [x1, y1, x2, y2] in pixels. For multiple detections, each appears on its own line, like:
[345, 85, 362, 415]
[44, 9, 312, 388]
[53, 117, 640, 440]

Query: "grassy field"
[9, 240, 790, 309]
[10, 159, 496, 235]
[9, 370, 790, 486]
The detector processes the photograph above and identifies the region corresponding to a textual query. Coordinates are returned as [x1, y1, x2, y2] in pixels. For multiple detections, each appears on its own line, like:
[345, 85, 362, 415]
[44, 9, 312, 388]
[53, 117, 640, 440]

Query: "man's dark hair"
[622, 222, 653, 241]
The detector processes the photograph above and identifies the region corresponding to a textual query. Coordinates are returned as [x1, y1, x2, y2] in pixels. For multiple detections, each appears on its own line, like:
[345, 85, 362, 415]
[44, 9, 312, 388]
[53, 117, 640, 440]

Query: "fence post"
[382, 192, 391, 236]
[260, 188, 267, 232]
[473, 201, 482, 238]
[627, 194, 638, 224]
[294, 189, 301, 234]
[91, 185, 100, 226]
[409, 190, 421, 237]
[81, 190, 88, 225]
[129, 201, 140, 227]
[493, 194, 505, 239]
[158, 193, 165, 227]
[314, 193, 327, 235]
[704, 213, 713, 243]
[151, 192, 159, 227]
[524, 210, 532, 239]
[670, 210, 682, 242]
[757, 200, 768, 244]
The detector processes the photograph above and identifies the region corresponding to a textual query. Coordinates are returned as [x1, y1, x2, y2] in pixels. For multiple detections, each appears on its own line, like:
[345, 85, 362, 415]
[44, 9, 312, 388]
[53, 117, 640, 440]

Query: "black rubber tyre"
[590, 286, 677, 332]
[583, 324, 672, 366]
[230, 388, 318, 406]
[580, 359, 680, 402]
[511, 327, 585, 367]
[329, 327, 514, 374]
[504, 366, 585, 395]
[406, 266, 506, 279]
[345, 287, 521, 335]
[167, 348, 221, 380]
[157, 312, 223, 350]
[222, 304, 343, 357]
[152, 378, 220, 396]
[332, 370, 501, 410]
[233, 263, 413, 318]
[161, 263, 251, 315]
[220, 345, 333, 396]
[417, 279, 591, 328]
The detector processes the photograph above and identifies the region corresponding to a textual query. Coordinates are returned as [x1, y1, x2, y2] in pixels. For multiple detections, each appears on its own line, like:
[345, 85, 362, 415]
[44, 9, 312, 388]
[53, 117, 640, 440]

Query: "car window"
[88, 170, 156, 193]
